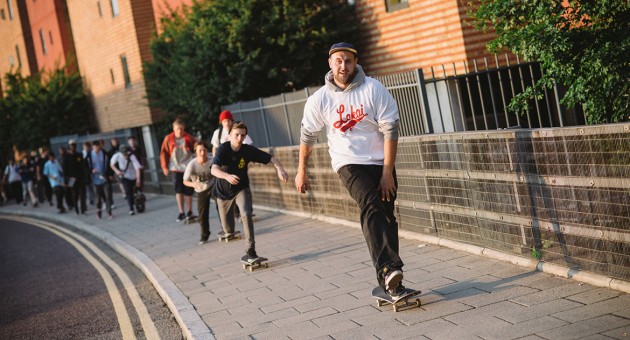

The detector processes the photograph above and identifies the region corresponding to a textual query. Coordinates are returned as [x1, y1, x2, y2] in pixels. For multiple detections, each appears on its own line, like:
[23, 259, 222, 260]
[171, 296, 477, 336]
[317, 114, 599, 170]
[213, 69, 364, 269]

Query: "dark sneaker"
[176, 212, 185, 222]
[241, 249, 259, 263]
[96, 210, 102, 219]
[387, 283, 407, 299]
[187, 211, 193, 218]
[384, 269, 403, 291]
[129, 210, 135, 216]
[198, 238, 209, 245]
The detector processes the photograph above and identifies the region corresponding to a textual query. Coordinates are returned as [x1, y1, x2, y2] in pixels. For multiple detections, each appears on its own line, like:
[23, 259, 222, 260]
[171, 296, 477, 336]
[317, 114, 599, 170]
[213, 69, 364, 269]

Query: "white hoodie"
[300, 65, 400, 172]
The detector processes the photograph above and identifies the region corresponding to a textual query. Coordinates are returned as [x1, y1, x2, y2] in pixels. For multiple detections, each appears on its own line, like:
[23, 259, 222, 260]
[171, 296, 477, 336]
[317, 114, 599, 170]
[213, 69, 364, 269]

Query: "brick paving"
[3, 194, 629, 340]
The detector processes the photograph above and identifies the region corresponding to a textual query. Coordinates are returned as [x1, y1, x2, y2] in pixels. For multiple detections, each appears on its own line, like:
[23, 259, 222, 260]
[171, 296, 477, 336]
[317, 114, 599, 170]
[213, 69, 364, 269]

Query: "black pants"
[9, 181, 23, 203]
[337, 164, 403, 287]
[121, 178, 136, 212]
[70, 181, 86, 214]
[38, 178, 52, 203]
[197, 188, 212, 240]
[94, 184, 111, 215]
[53, 185, 65, 211]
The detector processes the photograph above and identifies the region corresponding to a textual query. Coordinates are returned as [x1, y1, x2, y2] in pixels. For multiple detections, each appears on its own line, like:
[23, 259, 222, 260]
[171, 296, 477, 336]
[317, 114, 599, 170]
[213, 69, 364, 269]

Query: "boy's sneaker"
[384, 268, 403, 291]
[198, 238, 209, 245]
[129, 210, 135, 216]
[108, 213, 114, 220]
[241, 249, 259, 263]
[176, 212, 185, 222]
[96, 210, 102, 219]
[386, 283, 407, 299]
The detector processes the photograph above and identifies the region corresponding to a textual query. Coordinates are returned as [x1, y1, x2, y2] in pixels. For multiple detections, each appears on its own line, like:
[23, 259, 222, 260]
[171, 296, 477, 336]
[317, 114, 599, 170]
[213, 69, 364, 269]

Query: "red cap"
[219, 110, 234, 122]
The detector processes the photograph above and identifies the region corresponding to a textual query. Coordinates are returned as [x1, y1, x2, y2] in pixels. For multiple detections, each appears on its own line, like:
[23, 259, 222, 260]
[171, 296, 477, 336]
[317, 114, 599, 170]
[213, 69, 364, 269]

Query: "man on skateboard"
[211, 121, 289, 262]
[295, 42, 408, 298]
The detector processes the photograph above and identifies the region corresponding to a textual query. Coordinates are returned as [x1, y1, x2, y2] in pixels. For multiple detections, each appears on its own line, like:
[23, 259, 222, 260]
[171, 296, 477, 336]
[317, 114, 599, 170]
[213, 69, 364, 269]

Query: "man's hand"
[295, 171, 309, 194]
[277, 168, 289, 183]
[380, 172, 396, 202]
[225, 174, 240, 185]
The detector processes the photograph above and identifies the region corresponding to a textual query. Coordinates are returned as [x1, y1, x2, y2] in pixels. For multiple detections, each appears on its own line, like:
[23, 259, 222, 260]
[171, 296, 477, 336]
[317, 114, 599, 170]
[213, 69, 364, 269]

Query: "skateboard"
[241, 256, 268, 272]
[183, 215, 198, 224]
[217, 230, 241, 243]
[371, 286, 421, 312]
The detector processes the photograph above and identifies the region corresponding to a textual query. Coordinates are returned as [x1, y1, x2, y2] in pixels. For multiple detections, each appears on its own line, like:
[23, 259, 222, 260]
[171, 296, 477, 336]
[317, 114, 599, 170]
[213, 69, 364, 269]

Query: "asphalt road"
[0, 217, 182, 340]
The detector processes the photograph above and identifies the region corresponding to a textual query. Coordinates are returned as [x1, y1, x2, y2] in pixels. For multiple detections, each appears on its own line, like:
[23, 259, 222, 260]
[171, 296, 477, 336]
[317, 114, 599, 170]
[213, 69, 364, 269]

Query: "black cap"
[329, 42, 357, 57]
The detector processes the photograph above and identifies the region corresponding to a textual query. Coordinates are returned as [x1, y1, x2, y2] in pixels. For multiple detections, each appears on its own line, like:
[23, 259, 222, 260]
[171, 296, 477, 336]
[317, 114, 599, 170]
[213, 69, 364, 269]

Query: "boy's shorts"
[172, 172, 194, 196]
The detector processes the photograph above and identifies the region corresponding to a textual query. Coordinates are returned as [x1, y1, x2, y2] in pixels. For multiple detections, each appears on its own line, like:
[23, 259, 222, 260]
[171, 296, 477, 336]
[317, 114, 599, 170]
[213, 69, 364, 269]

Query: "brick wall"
[0, 0, 34, 90]
[66, 0, 155, 132]
[355, 0, 498, 75]
[24, 0, 73, 73]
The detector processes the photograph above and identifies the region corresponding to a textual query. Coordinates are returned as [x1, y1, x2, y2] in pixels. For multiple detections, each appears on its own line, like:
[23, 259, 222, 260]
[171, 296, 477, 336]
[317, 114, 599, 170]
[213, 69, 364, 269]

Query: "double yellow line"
[2, 216, 161, 340]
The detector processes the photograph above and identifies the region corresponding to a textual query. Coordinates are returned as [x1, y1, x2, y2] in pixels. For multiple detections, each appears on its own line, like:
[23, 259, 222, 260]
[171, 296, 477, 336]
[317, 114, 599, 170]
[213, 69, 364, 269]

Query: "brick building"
[0, 0, 37, 95]
[355, 0, 496, 75]
[25, 0, 75, 74]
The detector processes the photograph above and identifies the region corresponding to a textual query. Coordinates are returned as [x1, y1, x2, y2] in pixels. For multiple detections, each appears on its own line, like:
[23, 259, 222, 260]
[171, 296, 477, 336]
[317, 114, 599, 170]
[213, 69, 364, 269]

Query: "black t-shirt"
[212, 142, 272, 200]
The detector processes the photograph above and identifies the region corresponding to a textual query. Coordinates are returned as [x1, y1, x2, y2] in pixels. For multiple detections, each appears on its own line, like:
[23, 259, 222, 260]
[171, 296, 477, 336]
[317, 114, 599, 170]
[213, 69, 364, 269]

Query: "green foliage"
[144, 0, 359, 137]
[0, 68, 94, 155]
[471, 0, 630, 123]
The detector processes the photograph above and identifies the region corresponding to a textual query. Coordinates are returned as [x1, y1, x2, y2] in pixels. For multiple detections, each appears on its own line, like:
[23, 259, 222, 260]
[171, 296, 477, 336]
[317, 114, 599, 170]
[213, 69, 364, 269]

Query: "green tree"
[144, 0, 359, 137]
[0, 67, 94, 156]
[471, 0, 629, 123]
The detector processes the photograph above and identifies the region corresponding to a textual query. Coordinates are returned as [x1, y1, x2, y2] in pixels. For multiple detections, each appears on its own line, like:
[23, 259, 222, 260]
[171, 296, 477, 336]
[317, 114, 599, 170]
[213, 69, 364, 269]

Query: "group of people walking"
[2, 137, 145, 220]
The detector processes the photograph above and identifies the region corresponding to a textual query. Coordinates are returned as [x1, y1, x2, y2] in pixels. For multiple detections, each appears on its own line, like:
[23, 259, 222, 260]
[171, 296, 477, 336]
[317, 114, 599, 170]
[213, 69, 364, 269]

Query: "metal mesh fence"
[249, 123, 630, 281]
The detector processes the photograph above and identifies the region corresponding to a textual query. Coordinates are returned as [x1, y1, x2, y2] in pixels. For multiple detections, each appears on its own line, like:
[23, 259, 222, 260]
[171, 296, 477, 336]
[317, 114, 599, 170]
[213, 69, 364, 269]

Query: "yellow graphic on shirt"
[238, 157, 245, 169]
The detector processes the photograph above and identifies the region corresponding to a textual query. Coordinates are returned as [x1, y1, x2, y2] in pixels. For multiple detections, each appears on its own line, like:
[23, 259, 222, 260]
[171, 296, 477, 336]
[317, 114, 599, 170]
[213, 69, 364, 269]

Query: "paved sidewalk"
[2, 194, 630, 340]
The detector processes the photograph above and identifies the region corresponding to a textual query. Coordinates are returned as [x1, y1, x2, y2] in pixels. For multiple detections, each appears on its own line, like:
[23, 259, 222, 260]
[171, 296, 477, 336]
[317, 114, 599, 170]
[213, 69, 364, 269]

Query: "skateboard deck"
[183, 216, 198, 224]
[371, 286, 421, 312]
[241, 256, 268, 272]
[218, 230, 241, 242]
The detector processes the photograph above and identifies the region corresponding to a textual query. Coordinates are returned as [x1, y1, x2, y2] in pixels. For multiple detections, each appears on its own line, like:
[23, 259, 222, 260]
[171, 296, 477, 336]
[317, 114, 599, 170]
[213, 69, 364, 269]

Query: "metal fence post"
[259, 98, 271, 147]
[281, 93, 293, 145]
[416, 69, 433, 134]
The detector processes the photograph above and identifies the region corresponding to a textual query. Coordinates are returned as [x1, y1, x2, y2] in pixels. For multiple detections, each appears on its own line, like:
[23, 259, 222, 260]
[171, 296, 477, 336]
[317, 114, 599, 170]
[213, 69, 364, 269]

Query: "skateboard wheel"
[249, 266, 253, 272]
[377, 300, 384, 307]
[393, 305, 399, 312]
[264, 263, 268, 268]
[242, 264, 246, 269]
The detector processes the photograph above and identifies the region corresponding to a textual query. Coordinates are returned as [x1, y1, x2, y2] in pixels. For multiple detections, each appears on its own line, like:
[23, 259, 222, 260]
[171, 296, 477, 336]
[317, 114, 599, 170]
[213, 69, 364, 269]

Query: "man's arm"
[295, 143, 313, 193]
[211, 164, 240, 185]
[159, 135, 170, 176]
[380, 139, 398, 202]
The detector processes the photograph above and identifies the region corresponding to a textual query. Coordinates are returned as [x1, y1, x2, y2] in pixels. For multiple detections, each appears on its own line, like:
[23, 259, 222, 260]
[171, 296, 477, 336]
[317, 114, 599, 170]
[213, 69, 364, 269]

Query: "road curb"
[7, 210, 214, 340]
[254, 204, 630, 295]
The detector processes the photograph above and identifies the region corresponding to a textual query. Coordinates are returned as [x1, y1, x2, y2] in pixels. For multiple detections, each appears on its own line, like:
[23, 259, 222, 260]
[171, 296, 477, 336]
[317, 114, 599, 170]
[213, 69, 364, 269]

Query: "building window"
[97, 0, 102, 17]
[120, 55, 131, 88]
[110, 0, 119, 17]
[7, 0, 14, 20]
[0, 9, 5, 20]
[15, 45, 21, 68]
[8, 55, 14, 67]
[49, 31, 53, 45]
[39, 29, 47, 55]
[385, 0, 408, 12]
[110, 69, 115, 84]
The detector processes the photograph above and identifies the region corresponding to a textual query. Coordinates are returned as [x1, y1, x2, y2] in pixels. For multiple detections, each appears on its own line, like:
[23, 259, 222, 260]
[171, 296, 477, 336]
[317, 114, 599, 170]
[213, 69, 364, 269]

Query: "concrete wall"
[247, 123, 630, 281]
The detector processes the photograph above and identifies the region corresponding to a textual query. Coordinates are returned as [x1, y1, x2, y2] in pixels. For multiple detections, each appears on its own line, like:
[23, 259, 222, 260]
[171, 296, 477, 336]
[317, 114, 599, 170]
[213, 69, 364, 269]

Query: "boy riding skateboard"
[211, 121, 289, 263]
